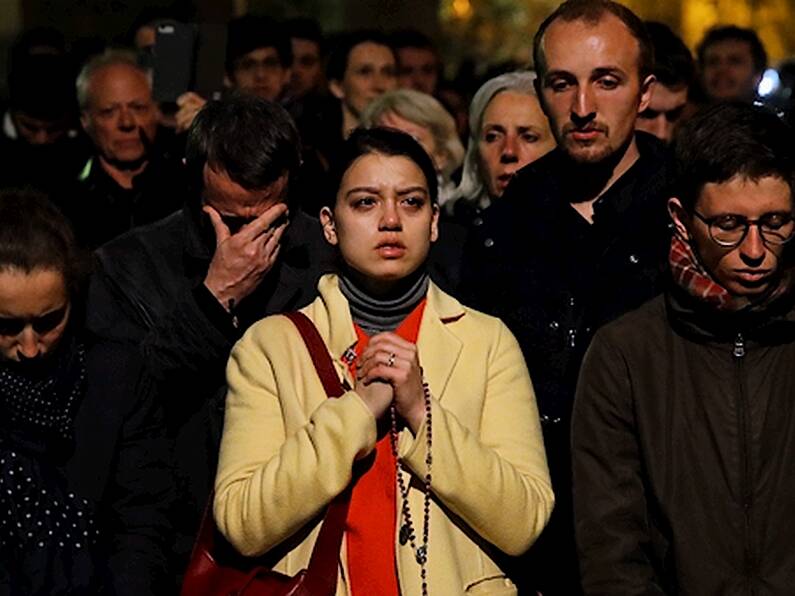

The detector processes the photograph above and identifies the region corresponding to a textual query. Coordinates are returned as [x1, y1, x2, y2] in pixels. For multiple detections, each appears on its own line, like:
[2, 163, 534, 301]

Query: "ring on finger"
[387, 352, 396, 367]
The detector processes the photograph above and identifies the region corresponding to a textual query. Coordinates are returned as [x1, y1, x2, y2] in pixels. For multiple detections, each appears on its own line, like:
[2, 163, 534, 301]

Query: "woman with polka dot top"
[0, 190, 174, 595]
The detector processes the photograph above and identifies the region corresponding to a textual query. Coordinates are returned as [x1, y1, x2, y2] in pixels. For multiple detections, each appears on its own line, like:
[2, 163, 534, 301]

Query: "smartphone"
[153, 21, 195, 102]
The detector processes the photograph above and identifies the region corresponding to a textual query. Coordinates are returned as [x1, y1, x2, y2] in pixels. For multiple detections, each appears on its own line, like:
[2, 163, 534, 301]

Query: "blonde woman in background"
[361, 89, 464, 207]
[451, 71, 555, 227]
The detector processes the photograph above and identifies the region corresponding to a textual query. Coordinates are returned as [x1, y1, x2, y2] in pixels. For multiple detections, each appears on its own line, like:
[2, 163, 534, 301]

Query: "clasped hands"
[355, 333, 427, 434]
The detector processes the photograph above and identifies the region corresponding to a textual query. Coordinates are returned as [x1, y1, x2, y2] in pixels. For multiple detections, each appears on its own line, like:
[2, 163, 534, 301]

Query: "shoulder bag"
[180, 311, 350, 596]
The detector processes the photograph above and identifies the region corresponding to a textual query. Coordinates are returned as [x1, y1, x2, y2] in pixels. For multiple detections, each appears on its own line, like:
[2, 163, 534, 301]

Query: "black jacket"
[0, 336, 173, 596]
[573, 286, 795, 595]
[85, 204, 333, 574]
[460, 132, 672, 594]
[461, 131, 672, 424]
[61, 149, 186, 250]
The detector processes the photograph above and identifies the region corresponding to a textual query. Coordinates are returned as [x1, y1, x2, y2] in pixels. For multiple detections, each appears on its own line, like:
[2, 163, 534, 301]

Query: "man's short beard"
[565, 142, 616, 165]
[562, 131, 633, 170]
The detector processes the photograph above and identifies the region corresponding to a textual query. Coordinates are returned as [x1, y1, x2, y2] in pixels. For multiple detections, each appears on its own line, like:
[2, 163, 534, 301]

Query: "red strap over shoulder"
[283, 311, 350, 594]
[283, 311, 346, 399]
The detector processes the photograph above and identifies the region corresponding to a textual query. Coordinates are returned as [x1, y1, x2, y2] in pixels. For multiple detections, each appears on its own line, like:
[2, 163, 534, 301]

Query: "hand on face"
[203, 202, 289, 308]
[175, 92, 207, 134]
[355, 332, 426, 432]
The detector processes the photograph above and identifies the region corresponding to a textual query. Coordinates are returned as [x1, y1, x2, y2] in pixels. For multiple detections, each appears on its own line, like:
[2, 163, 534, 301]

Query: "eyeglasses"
[692, 210, 795, 248]
[219, 214, 258, 234]
[0, 304, 69, 337]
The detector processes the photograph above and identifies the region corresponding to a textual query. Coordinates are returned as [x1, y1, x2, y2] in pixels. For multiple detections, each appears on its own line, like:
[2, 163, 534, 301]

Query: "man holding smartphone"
[85, 94, 333, 581]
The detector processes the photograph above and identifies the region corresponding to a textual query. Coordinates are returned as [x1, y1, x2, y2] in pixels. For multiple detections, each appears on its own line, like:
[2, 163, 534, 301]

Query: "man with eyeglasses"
[573, 102, 795, 593]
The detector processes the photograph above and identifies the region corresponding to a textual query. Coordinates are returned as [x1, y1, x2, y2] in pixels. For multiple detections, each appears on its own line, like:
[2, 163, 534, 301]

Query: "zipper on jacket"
[733, 332, 756, 585]
[734, 333, 746, 358]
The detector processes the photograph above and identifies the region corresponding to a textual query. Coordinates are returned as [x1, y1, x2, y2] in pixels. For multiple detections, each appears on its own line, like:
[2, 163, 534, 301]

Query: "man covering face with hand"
[86, 93, 333, 586]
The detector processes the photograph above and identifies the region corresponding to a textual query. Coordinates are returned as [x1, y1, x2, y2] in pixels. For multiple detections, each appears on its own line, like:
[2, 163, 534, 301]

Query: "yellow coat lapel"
[309, 274, 466, 399]
[416, 282, 465, 401]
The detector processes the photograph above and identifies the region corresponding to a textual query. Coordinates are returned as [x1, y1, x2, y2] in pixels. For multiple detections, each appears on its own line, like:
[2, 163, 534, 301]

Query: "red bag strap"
[283, 311, 351, 594]
[283, 311, 346, 398]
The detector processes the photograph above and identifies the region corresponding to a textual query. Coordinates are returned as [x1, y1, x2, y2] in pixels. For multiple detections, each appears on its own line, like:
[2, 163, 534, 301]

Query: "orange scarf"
[345, 299, 427, 596]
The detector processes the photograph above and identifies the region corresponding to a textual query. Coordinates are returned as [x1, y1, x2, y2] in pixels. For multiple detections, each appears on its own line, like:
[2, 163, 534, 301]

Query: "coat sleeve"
[213, 319, 378, 558]
[87, 260, 237, 415]
[572, 331, 666, 595]
[104, 368, 176, 596]
[398, 319, 554, 556]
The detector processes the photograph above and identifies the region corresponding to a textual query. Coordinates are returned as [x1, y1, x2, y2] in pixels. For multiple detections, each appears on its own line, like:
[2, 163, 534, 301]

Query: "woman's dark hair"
[0, 189, 89, 298]
[325, 127, 439, 208]
[672, 102, 795, 211]
[185, 93, 301, 204]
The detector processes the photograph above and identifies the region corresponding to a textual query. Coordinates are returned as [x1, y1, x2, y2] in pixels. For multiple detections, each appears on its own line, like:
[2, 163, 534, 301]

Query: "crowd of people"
[2, 0, 795, 594]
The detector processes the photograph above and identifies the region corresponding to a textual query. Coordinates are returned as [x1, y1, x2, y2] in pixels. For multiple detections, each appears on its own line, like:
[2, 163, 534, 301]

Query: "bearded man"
[461, 1, 672, 593]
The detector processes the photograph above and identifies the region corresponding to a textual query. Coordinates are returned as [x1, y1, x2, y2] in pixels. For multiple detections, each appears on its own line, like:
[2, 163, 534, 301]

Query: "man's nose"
[373, 72, 392, 93]
[572, 85, 596, 120]
[739, 224, 767, 264]
[118, 107, 135, 129]
[652, 115, 672, 144]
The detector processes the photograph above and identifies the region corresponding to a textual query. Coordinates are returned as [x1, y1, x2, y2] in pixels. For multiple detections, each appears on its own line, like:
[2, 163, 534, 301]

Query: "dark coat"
[0, 336, 173, 596]
[573, 287, 795, 595]
[61, 145, 186, 250]
[85, 204, 334, 573]
[461, 132, 672, 424]
[460, 132, 672, 594]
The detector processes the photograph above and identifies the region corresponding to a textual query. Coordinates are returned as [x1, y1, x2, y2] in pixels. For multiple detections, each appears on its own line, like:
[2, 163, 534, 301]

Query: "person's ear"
[668, 197, 691, 241]
[430, 204, 440, 243]
[319, 207, 338, 245]
[80, 110, 90, 133]
[638, 74, 656, 113]
[329, 79, 344, 100]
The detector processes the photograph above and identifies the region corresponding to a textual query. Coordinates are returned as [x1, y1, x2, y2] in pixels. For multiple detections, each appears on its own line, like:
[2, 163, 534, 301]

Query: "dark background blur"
[4, 0, 795, 95]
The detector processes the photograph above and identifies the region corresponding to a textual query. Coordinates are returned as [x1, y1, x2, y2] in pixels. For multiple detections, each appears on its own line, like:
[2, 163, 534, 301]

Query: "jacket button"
[549, 321, 560, 330]
[484, 238, 494, 248]
[472, 216, 483, 226]
[629, 254, 639, 264]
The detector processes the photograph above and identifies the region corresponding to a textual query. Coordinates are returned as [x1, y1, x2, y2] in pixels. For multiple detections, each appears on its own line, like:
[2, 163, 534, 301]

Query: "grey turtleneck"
[339, 271, 430, 336]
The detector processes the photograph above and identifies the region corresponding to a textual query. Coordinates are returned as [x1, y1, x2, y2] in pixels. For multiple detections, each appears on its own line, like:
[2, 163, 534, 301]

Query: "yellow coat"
[214, 274, 553, 595]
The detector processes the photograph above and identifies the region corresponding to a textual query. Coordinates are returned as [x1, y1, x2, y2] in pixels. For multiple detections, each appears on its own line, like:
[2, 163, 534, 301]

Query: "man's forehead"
[240, 46, 280, 61]
[704, 39, 753, 58]
[88, 63, 152, 102]
[204, 163, 287, 204]
[542, 14, 640, 71]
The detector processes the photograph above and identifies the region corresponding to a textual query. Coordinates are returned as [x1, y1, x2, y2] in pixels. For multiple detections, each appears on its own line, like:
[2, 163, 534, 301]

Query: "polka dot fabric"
[0, 340, 100, 593]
